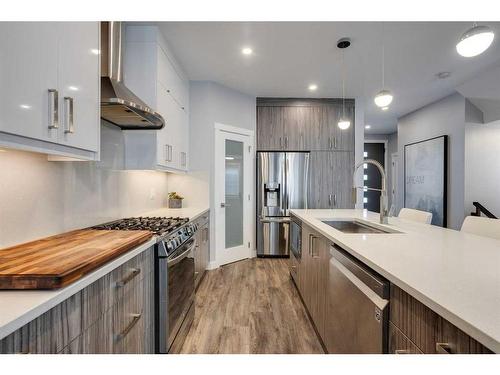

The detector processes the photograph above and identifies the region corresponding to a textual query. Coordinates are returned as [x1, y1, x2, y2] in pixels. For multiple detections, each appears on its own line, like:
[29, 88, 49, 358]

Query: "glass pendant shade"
[374, 90, 393, 107]
[456, 25, 495, 57]
[337, 119, 351, 130]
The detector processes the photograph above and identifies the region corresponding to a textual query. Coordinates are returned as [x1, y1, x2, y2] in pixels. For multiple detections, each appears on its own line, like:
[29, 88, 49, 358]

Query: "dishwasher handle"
[330, 255, 389, 311]
[330, 245, 390, 299]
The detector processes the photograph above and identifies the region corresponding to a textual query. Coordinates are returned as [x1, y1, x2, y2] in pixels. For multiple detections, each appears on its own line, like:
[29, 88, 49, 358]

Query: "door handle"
[48, 89, 59, 129]
[435, 342, 452, 354]
[63, 97, 74, 134]
[220, 202, 231, 208]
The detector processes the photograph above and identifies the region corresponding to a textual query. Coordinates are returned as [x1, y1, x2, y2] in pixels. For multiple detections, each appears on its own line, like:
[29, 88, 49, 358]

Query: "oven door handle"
[167, 239, 196, 266]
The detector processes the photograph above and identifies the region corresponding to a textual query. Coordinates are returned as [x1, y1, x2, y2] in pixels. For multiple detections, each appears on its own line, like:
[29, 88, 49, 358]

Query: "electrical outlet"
[149, 188, 156, 200]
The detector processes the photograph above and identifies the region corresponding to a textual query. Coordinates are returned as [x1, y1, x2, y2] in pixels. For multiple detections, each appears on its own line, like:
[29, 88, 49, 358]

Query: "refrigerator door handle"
[285, 158, 290, 212]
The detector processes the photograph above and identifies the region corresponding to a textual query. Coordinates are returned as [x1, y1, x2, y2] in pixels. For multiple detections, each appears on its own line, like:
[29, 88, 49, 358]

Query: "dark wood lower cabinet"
[389, 285, 493, 354]
[0, 247, 155, 354]
[389, 323, 423, 354]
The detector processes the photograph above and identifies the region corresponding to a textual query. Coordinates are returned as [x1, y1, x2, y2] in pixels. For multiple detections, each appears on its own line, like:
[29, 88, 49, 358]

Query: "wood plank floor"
[179, 258, 324, 354]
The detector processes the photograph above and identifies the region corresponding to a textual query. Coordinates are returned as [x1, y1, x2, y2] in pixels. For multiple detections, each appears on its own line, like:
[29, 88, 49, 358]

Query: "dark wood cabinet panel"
[308, 151, 355, 209]
[390, 284, 493, 354]
[298, 223, 329, 343]
[389, 284, 438, 353]
[257, 106, 284, 150]
[389, 322, 423, 354]
[256, 98, 354, 152]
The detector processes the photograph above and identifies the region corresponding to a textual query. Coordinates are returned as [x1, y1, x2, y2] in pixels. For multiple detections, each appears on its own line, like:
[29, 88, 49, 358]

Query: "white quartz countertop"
[0, 238, 156, 341]
[290, 209, 500, 353]
[140, 206, 209, 222]
[0, 207, 209, 341]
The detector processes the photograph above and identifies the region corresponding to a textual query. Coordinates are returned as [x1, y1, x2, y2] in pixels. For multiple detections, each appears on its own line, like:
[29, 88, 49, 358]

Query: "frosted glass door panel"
[225, 139, 244, 249]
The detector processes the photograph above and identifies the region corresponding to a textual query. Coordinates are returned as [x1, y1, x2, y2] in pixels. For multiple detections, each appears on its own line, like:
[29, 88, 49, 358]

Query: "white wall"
[397, 93, 466, 229]
[185, 81, 256, 262]
[465, 120, 500, 217]
[0, 124, 169, 248]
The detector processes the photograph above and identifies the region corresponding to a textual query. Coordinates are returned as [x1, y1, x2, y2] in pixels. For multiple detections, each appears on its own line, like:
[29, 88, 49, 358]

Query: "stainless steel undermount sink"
[320, 220, 399, 234]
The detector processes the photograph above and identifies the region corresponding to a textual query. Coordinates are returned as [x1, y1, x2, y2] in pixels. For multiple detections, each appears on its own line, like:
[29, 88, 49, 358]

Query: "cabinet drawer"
[389, 284, 437, 353]
[389, 323, 423, 354]
[81, 249, 153, 329]
[0, 291, 82, 354]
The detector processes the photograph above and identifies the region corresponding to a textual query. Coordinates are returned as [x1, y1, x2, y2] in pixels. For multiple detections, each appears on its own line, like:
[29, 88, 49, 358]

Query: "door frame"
[391, 152, 399, 214]
[212, 122, 255, 268]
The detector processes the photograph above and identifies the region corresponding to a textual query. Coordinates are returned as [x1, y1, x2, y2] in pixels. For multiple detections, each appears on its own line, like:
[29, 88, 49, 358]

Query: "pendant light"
[374, 24, 393, 108]
[337, 38, 351, 130]
[456, 23, 495, 57]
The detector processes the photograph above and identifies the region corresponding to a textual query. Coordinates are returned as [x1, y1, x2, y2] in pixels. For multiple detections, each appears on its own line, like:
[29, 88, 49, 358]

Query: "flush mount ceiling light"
[308, 84, 318, 91]
[374, 24, 393, 109]
[241, 47, 253, 55]
[456, 24, 495, 57]
[337, 38, 351, 130]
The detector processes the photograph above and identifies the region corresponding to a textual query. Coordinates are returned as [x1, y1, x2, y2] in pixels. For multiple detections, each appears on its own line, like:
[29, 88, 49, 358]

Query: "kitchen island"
[290, 209, 500, 353]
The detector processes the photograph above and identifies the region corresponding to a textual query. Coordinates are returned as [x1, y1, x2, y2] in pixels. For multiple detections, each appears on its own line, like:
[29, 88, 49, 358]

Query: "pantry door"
[214, 123, 254, 266]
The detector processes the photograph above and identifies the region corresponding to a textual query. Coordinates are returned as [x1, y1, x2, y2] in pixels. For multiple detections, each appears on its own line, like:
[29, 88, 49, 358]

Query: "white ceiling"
[151, 22, 500, 134]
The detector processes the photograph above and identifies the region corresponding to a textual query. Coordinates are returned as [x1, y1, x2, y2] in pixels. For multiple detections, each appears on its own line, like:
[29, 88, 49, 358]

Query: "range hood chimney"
[100, 22, 165, 130]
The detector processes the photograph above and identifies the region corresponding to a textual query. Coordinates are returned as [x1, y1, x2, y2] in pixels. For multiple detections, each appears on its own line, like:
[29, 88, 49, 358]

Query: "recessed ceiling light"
[308, 84, 318, 91]
[68, 86, 79, 91]
[381, 106, 389, 111]
[241, 47, 253, 55]
[19, 104, 31, 109]
[90, 49, 101, 55]
[365, 125, 371, 129]
[456, 25, 495, 57]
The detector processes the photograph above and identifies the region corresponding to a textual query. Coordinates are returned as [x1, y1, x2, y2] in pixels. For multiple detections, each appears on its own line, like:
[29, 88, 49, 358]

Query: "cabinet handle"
[285, 136, 288, 149]
[334, 194, 337, 207]
[48, 89, 59, 129]
[279, 137, 282, 149]
[334, 137, 338, 149]
[116, 268, 141, 287]
[116, 313, 142, 341]
[435, 342, 452, 354]
[328, 194, 333, 207]
[63, 97, 74, 134]
[328, 137, 332, 150]
[395, 349, 410, 354]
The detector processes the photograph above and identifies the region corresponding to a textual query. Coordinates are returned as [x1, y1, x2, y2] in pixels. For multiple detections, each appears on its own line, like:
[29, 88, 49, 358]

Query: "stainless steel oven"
[156, 224, 197, 353]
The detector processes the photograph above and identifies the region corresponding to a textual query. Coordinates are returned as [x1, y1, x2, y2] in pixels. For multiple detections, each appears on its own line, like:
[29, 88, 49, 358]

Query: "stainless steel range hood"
[100, 22, 165, 130]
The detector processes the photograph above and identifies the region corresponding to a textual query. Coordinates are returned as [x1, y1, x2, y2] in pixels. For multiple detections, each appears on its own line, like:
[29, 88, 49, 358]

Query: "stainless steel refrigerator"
[257, 152, 309, 257]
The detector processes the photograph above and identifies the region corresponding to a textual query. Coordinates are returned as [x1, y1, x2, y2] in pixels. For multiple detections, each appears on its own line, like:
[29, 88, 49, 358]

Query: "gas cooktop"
[92, 217, 189, 237]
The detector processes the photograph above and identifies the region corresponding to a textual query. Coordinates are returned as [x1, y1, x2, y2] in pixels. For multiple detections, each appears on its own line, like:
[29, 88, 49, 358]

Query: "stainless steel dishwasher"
[325, 245, 390, 354]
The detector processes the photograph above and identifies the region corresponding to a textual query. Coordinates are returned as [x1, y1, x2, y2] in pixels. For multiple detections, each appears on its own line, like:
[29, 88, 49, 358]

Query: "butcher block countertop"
[0, 229, 153, 289]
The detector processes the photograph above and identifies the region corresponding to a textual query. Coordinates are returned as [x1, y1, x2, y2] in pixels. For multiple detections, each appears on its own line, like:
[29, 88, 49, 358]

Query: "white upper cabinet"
[0, 23, 59, 143]
[0, 22, 100, 160]
[57, 23, 100, 153]
[123, 25, 189, 172]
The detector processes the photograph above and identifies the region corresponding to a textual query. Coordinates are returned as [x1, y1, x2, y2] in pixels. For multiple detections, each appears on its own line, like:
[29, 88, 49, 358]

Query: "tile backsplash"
[0, 147, 169, 248]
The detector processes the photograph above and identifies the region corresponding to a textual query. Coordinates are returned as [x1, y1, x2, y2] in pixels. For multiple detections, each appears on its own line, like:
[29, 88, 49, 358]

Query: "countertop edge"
[291, 210, 499, 353]
[0, 237, 156, 341]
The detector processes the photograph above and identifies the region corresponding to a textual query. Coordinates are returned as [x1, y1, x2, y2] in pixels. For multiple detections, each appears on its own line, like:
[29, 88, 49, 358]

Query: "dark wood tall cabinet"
[257, 98, 355, 209]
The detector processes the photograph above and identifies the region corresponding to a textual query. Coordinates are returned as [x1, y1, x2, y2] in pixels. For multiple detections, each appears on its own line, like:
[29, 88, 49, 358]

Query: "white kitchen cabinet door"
[57, 22, 100, 152]
[0, 23, 59, 142]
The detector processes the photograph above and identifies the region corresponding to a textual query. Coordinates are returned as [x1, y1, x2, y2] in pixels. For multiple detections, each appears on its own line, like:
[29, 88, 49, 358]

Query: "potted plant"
[168, 192, 184, 208]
